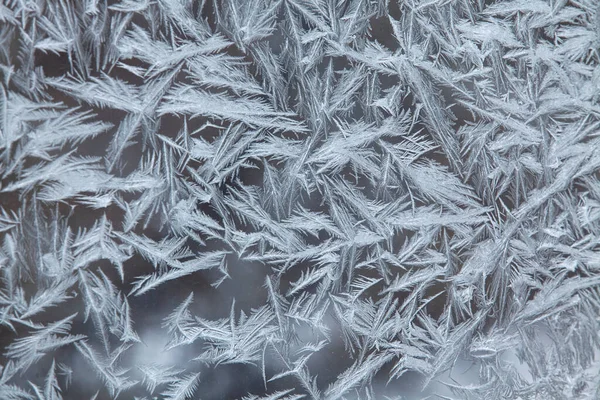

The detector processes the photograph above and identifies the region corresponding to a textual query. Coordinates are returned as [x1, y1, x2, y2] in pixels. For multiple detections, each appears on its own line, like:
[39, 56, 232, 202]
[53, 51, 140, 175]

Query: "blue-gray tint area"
[1, 0, 600, 399]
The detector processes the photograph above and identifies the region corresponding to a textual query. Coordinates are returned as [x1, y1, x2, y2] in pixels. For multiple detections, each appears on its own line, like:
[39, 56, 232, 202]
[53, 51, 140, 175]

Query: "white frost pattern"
[1, 0, 600, 399]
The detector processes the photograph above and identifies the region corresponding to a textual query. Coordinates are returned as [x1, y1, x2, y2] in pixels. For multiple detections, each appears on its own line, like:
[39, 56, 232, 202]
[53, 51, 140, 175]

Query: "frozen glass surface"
[0, 1, 600, 399]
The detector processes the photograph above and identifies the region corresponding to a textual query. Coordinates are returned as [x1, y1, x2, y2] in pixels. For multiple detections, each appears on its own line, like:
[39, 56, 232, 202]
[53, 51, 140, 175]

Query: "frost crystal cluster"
[1, 0, 600, 399]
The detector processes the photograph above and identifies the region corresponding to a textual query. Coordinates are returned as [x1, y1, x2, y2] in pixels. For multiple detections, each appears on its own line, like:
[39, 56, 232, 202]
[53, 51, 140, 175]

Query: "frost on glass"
[1, 0, 600, 399]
